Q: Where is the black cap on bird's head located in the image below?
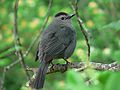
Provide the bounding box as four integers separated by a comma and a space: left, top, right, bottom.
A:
55, 12, 75, 19
55, 12, 68, 17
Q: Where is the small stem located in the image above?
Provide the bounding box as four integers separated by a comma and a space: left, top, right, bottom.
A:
71, 0, 90, 65
13, 0, 31, 81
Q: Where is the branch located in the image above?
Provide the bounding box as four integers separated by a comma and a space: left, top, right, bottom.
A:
28, 62, 120, 74
0, 44, 14, 53
71, 0, 90, 62
23, 0, 53, 57
0, 51, 15, 59
13, 0, 31, 81
0, 68, 6, 90
5, 0, 53, 71
27, 61, 120, 87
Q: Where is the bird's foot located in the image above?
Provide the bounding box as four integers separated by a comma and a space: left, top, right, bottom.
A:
61, 59, 70, 73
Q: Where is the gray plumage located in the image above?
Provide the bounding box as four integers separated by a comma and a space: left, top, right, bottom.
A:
33, 12, 76, 89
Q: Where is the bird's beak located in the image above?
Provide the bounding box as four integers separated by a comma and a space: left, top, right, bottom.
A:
66, 14, 75, 19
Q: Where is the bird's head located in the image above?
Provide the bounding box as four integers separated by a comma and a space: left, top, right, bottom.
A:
53, 12, 75, 26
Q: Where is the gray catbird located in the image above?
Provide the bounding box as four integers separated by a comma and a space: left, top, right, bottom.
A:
33, 12, 76, 89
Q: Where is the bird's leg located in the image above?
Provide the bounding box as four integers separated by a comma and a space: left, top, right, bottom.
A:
50, 61, 54, 70
64, 59, 70, 65
51, 61, 54, 66
61, 59, 70, 73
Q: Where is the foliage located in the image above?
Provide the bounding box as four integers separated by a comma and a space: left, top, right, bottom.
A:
0, 0, 120, 90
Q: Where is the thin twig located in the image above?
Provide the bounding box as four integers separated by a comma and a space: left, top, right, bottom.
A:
13, 0, 31, 81
0, 68, 6, 90
23, 0, 53, 56
5, 0, 53, 70
71, 0, 90, 63
0, 45, 13, 53
0, 51, 15, 59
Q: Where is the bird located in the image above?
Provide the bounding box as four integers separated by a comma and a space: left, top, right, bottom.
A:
32, 12, 76, 89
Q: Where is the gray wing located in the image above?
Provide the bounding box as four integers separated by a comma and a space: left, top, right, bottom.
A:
36, 26, 76, 62
64, 31, 76, 59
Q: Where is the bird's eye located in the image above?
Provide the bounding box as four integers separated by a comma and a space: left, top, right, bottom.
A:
61, 17, 65, 20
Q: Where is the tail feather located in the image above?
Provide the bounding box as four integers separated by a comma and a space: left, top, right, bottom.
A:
33, 60, 50, 89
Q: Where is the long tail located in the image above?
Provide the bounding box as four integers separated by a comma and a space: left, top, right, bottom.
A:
33, 60, 50, 89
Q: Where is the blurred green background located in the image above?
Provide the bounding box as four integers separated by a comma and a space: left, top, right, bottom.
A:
0, 0, 120, 90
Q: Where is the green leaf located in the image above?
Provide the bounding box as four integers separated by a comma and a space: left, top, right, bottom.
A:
112, 51, 120, 62
65, 70, 101, 90
105, 72, 120, 90
102, 20, 120, 31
